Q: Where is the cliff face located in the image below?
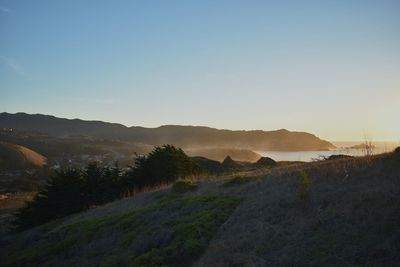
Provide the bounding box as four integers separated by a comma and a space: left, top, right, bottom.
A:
0, 112, 335, 151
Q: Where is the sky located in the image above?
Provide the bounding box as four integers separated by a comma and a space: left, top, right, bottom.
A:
0, 0, 399, 141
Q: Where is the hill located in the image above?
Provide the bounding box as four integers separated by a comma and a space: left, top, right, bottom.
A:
1, 149, 399, 266
0, 112, 335, 151
0, 142, 47, 170
0, 128, 261, 167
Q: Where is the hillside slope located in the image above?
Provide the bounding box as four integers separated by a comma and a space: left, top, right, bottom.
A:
0, 142, 47, 170
195, 150, 400, 266
0, 112, 335, 151
2, 150, 399, 266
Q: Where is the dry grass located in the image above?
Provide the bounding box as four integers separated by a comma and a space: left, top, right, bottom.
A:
1, 150, 399, 266
15, 145, 47, 167
193, 151, 400, 266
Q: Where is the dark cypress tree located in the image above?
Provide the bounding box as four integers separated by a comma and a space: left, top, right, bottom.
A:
15, 145, 206, 230
15, 168, 84, 230
127, 145, 206, 189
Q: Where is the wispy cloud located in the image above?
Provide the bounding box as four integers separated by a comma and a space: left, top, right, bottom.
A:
64, 96, 117, 105
0, 56, 29, 78
0, 6, 11, 13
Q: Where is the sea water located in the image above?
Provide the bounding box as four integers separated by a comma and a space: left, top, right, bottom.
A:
256, 141, 400, 162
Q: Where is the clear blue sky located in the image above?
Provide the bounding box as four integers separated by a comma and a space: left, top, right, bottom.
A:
1, 0, 399, 141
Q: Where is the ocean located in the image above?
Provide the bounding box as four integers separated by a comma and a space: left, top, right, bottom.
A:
256, 141, 400, 162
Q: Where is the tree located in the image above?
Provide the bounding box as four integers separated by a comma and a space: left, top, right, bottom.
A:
82, 161, 104, 206
127, 145, 206, 189
16, 168, 84, 230
15, 145, 206, 230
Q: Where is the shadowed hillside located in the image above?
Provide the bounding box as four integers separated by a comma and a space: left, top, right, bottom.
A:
0, 113, 335, 151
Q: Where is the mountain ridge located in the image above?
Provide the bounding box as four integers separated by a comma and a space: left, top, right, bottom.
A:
0, 112, 335, 151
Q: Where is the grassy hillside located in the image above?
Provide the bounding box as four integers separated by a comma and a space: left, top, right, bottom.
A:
1, 149, 399, 266
0, 142, 47, 170
1, 195, 240, 267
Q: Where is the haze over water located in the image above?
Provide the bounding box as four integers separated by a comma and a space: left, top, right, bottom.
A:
257, 141, 400, 162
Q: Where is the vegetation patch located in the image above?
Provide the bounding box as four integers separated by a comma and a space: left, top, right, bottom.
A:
254, 156, 276, 168
2, 194, 240, 267
221, 156, 242, 171
298, 170, 311, 200
221, 175, 257, 187
171, 180, 199, 194
325, 154, 354, 160
15, 145, 207, 230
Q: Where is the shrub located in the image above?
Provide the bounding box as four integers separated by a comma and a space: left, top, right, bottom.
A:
221, 156, 241, 171
254, 157, 276, 168
15, 168, 85, 230
326, 154, 354, 160
298, 170, 311, 200
191, 156, 224, 174
171, 180, 198, 194
221, 175, 255, 187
